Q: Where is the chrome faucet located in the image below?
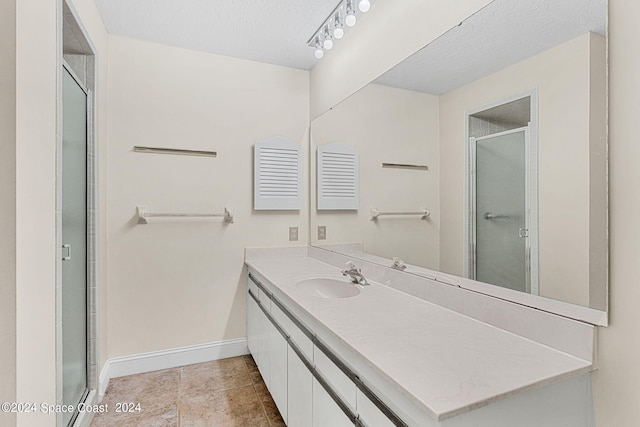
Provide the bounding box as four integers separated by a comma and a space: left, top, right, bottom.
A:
341, 261, 369, 286
391, 257, 407, 271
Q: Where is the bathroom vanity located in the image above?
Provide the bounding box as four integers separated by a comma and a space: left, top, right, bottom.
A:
245, 247, 596, 427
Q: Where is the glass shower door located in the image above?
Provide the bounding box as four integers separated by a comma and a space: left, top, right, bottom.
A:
472, 127, 529, 292
62, 67, 88, 426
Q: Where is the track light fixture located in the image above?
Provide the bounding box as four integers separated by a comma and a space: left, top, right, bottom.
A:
323, 25, 334, 49
333, 13, 344, 39
307, 0, 374, 60
314, 37, 324, 59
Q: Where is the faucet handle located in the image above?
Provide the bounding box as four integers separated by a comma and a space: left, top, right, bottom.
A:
345, 261, 358, 271
391, 257, 407, 271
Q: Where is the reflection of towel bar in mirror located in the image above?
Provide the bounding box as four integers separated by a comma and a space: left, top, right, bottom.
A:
370, 208, 430, 220
382, 163, 429, 170
137, 206, 233, 224
133, 146, 217, 157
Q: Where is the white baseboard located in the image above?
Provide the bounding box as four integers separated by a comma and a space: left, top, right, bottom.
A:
98, 338, 249, 400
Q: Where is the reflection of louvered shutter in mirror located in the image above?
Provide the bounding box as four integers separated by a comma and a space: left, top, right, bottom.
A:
254, 136, 302, 210
317, 142, 358, 210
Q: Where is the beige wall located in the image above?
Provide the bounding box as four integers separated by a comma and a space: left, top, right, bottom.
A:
106, 35, 309, 357
438, 33, 605, 306
0, 0, 17, 425
309, 0, 493, 119
14, 0, 58, 425
310, 83, 440, 268
592, 0, 640, 424
311, 0, 640, 424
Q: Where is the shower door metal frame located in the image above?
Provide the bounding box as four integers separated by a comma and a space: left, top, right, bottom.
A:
469, 126, 538, 294
61, 60, 91, 427
57, 1, 99, 426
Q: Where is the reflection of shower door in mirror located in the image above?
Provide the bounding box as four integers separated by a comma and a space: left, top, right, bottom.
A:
470, 127, 532, 293
62, 66, 88, 427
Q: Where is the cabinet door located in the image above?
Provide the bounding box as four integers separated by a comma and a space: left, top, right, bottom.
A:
271, 300, 313, 362
270, 322, 288, 424
288, 346, 312, 427
247, 291, 259, 357
256, 299, 271, 387
313, 377, 354, 427
314, 346, 356, 411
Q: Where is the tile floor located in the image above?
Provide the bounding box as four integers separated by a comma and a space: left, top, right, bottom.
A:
91, 355, 285, 427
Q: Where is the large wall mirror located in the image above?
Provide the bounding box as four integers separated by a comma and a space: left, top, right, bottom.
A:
310, 0, 608, 323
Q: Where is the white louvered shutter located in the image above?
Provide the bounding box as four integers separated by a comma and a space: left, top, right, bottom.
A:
254, 136, 302, 210
317, 142, 358, 210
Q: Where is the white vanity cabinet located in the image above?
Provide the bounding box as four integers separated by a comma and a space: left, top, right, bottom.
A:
247, 272, 404, 427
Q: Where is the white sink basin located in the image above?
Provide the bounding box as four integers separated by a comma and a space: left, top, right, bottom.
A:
296, 278, 361, 299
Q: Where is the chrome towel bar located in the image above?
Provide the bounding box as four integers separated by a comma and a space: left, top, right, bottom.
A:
133, 146, 217, 157
370, 208, 430, 220
136, 206, 233, 224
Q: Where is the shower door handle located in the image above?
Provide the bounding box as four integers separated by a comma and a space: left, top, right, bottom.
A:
62, 244, 71, 261
518, 228, 529, 238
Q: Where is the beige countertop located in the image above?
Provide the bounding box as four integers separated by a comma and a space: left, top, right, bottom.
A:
245, 254, 593, 421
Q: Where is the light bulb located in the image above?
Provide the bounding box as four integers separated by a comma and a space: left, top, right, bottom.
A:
334, 27, 344, 39
358, 0, 370, 12
345, 14, 356, 27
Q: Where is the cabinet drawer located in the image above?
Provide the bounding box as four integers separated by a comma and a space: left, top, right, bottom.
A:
356, 389, 395, 427
314, 345, 357, 411
258, 287, 271, 312
248, 276, 259, 298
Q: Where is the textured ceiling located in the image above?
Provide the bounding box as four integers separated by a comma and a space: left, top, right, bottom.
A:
94, 0, 606, 87
93, 0, 341, 70
374, 0, 607, 95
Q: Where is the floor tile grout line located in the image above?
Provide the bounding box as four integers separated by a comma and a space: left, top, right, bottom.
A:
243, 356, 273, 426
252, 382, 273, 426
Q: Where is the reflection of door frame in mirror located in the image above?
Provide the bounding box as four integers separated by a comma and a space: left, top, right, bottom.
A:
463, 90, 539, 295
